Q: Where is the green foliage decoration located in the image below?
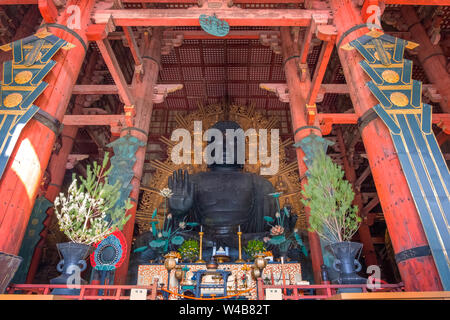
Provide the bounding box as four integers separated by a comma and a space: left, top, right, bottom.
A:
178, 239, 200, 262
54, 152, 132, 245
301, 149, 361, 243
244, 239, 267, 260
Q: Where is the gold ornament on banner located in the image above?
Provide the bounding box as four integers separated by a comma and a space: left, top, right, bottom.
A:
4, 93, 23, 108
390, 92, 409, 107
381, 70, 400, 84
15, 71, 33, 84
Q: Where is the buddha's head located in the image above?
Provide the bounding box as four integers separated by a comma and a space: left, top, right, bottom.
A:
206, 121, 244, 170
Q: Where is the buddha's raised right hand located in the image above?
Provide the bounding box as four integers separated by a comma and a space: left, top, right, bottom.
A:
168, 169, 194, 216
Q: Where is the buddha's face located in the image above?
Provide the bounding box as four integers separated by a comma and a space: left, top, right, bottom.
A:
206, 121, 243, 169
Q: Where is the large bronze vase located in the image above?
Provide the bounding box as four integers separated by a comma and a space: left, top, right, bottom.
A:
328, 241, 366, 292
50, 242, 92, 295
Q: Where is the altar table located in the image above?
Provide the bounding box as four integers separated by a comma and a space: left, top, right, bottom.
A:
138, 262, 305, 300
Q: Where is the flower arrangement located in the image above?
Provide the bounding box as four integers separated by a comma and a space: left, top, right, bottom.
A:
54, 152, 132, 245
262, 251, 273, 257
243, 239, 266, 260
134, 188, 198, 255
301, 149, 361, 243
178, 239, 199, 262
263, 192, 308, 257
168, 251, 182, 260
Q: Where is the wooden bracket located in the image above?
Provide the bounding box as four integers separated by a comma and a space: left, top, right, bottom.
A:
153, 84, 184, 104
66, 154, 89, 169
86, 18, 116, 41
259, 83, 290, 103
260, 32, 281, 55
161, 32, 184, 55
423, 86, 442, 103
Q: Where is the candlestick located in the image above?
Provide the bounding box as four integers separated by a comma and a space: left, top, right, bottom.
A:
238, 225, 241, 232
196, 231, 206, 263
235, 231, 245, 263
200, 225, 203, 232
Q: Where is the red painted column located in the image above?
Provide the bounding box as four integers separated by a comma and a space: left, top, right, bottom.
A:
335, 127, 378, 267
0, 0, 96, 255
114, 28, 163, 284
280, 27, 324, 285
401, 6, 450, 114
330, 0, 442, 291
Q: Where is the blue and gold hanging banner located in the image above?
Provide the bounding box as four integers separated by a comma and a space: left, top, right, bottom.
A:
343, 30, 450, 290
0, 30, 74, 179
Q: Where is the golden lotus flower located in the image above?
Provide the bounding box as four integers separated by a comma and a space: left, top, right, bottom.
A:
159, 187, 173, 198
270, 225, 284, 236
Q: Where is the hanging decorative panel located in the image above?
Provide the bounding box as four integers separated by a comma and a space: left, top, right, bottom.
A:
0, 30, 73, 179
343, 30, 450, 290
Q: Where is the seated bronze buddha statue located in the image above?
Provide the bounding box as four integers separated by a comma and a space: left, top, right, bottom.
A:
128, 121, 307, 282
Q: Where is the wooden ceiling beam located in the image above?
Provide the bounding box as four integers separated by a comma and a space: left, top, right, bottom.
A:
93, 8, 330, 27
123, 26, 143, 68
306, 25, 337, 124
63, 114, 126, 126
96, 38, 135, 106
63, 112, 450, 126
355, 166, 372, 189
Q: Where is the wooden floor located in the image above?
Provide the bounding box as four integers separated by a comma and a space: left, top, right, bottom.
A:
327, 291, 450, 300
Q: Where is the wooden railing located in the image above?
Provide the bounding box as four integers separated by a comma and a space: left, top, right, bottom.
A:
5, 280, 404, 300
6, 280, 159, 300
256, 279, 405, 300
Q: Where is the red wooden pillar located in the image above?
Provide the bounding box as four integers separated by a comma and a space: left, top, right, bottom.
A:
335, 127, 378, 267
280, 27, 324, 285
0, 0, 96, 255
113, 28, 163, 284
401, 6, 450, 114
329, 0, 442, 291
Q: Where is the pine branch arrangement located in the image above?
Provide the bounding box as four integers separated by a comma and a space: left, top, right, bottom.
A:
54, 152, 132, 245
301, 149, 361, 244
